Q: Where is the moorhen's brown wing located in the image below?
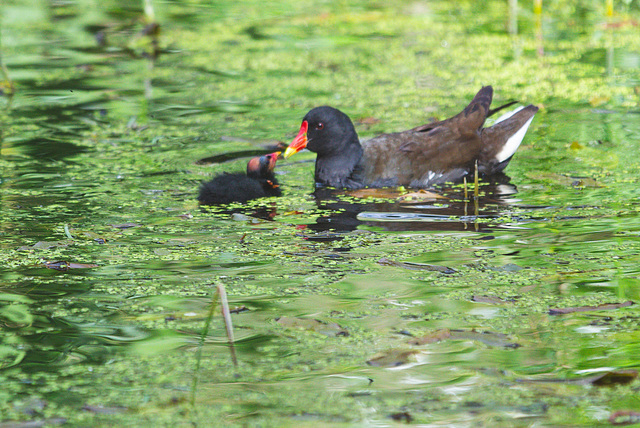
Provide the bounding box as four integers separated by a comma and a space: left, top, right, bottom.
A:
360, 86, 495, 186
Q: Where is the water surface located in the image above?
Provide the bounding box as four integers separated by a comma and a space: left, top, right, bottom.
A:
1, 0, 640, 426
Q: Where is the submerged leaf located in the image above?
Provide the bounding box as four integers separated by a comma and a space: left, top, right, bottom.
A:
82, 404, 128, 414
389, 412, 413, 423
0, 304, 34, 327
275, 317, 349, 337
408, 329, 452, 345
377, 257, 455, 274
17, 241, 71, 251
609, 410, 640, 426
591, 370, 638, 386
409, 329, 519, 348
570, 141, 585, 150
366, 349, 420, 367
518, 369, 638, 387
110, 223, 140, 229
0, 418, 67, 427
525, 172, 602, 188
589, 95, 610, 106
472, 295, 511, 304
549, 301, 634, 315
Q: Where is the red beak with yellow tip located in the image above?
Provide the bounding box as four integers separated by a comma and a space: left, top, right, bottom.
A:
283, 120, 308, 159
265, 151, 281, 171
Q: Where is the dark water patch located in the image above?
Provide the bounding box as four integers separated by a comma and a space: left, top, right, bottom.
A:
5, 137, 88, 160
15, 77, 112, 93
196, 148, 285, 165
306, 182, 533, 233
185, 66, 243, 78
151, 100, 257, 118
0, 300, 149, 373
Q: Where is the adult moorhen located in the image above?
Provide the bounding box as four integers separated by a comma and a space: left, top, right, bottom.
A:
283, 86, 538, 189
198, 152, 281, 205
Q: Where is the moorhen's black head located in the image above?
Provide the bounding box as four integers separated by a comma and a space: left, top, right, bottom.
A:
283, 106, 359, 158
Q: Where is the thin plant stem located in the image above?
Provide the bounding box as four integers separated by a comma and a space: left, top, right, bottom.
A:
473, 160, 479, 200
190, 287, 219, 407
217, 284, 238, 368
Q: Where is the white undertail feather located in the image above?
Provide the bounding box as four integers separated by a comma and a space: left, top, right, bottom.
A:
493, 105, 524, 124
493, 106, 536, 163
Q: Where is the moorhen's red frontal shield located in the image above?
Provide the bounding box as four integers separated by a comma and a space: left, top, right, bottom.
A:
283, 120, 308, 158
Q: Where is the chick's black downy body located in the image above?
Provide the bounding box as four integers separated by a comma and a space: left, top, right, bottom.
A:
198, 152, 281, 205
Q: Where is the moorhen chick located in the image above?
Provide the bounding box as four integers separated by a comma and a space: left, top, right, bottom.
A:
198, 152, 281, 205
283, 86, 538, 189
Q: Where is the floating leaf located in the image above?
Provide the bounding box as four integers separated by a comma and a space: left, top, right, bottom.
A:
44, 261, 99, 271
229, 306, 249, 314
348, 188, 404, 199
549, 301, 634, 315
398, 190, 446, 201
346, 188, 447, 200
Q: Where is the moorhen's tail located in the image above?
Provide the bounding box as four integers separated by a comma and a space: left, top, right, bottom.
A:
487, 100, 519, 118
479, 104, 539, 174
411, 86, 494, 133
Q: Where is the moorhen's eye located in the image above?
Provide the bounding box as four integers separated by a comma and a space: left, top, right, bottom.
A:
315, 122, 324, 130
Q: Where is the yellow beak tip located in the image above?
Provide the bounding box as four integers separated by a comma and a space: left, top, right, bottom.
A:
283, 148, 296, 159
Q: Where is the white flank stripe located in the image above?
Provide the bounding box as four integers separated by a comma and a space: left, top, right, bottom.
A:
427, 171, 442, 182
494, 109, 535, 163
493, 105, 524, 124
